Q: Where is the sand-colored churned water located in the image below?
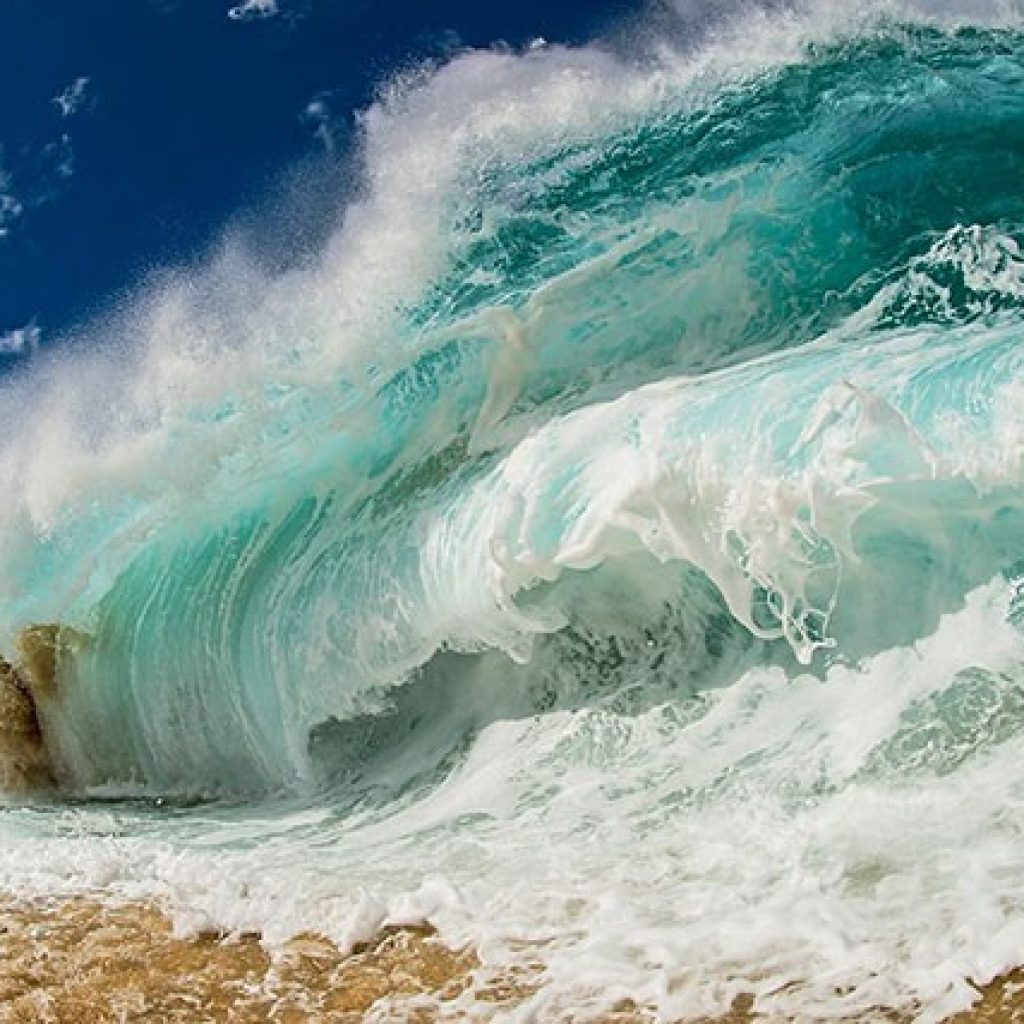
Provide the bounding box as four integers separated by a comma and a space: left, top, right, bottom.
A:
0, 897, 487, 1023
0, 897, 1021, 1023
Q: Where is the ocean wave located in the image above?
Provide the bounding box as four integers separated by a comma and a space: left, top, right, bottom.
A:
4, 6, 1024, 1016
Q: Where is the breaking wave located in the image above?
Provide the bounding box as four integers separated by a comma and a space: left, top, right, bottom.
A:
4, 2, 1024, 1018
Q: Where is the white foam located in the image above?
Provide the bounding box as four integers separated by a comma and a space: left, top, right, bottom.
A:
0, 157, 22, 239
227, 0, 278, 23
0, 325, 40, 357
53, 77, 91, 118
2, 581, 1023, 1018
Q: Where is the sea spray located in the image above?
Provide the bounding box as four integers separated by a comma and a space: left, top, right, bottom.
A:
3, 2, 1024, 1019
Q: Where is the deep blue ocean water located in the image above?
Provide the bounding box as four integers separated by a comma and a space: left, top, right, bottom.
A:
0, 0, 628, 346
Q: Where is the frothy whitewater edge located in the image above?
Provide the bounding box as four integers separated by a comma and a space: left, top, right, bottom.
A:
5, 584, 1024, 1020
0, 889, 1023, 1021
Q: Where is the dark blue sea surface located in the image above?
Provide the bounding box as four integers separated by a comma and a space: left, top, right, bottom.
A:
0, 0, 628, 346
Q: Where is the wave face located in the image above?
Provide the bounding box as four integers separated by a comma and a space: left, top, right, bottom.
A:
5, 2, 1024, 1018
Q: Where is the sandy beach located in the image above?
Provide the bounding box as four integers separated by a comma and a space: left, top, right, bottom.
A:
0, 896, 1022, 1024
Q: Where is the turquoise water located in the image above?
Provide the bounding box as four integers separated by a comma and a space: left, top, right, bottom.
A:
4, 4, 1024, 1019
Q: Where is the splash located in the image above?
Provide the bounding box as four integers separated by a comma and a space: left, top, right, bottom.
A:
4, 2, 1024, 1019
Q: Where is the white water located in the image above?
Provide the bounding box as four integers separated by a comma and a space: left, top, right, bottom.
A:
3, 2, 1024, 1020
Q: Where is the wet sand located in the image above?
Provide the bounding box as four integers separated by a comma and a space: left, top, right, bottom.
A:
0, 897, 482, 1023
0, 897, 1021, 1023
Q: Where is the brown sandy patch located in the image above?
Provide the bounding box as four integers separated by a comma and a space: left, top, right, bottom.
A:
0, 658, 52, 794
0, 897, 483, 1023
0, 896, 1021, 1023
946, 972, 1024, 1024
0, 623, 87, 794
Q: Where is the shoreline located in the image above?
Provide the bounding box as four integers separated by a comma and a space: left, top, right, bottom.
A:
0, 895, 483, 1023
0, 895, 1022, 1023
